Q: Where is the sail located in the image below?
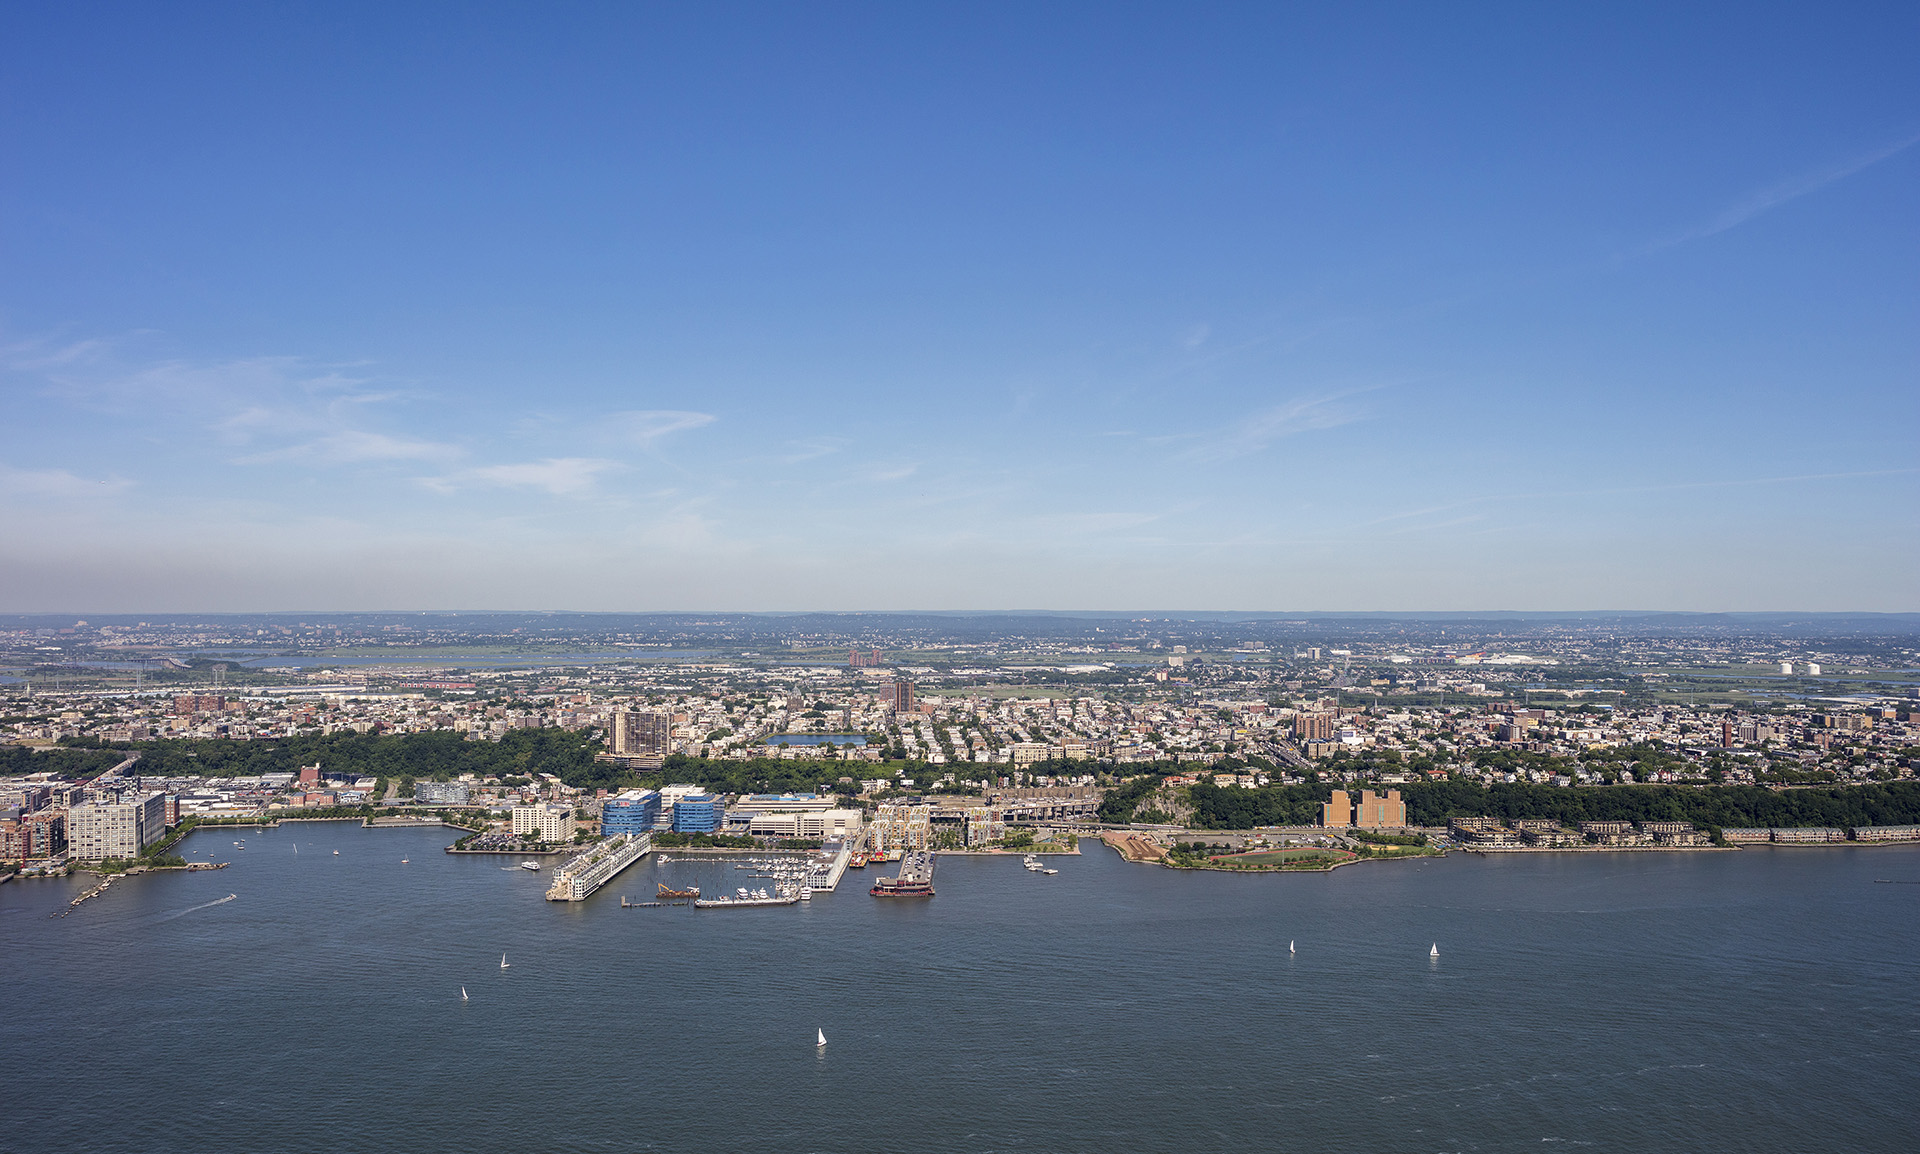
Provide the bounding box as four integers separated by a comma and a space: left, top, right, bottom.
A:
817, 1028, 827, 1046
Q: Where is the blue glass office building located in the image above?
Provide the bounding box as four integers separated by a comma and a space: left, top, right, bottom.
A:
671, 793, 724, 833
602, 790, 661, 837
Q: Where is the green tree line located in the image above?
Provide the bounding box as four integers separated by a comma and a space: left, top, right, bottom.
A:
1178, 779, 1920, 830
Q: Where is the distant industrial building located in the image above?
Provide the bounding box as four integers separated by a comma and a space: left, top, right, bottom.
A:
67, 792, 168, 860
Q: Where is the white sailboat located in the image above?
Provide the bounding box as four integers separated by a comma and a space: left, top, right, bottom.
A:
817, 1028, 827, 1048
1430, 943, 1439, 958
1289, 940, 1295, 954
461, 986, 469, 1001
500, 953, 511, 970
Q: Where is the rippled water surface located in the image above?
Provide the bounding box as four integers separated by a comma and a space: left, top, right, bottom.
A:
6, 826, 1917, 1153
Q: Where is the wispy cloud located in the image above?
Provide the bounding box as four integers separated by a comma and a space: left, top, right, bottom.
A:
422, 457, 621, 497
778, 436, 848, 464
610, 409, 716, 446
0, 464, 135, 499
236, 430, 464, 466
1176, 388, 1378, 463
1649, 128, 1920, 252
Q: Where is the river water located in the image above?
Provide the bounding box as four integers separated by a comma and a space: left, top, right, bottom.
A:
5, 825, 1916, 1153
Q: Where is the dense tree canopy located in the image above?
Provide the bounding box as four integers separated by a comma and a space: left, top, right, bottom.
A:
1179, 779, 1920, 830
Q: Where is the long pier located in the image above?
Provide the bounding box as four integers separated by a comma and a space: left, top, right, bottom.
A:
806, 838, 853, 892
545, 833, 652, 902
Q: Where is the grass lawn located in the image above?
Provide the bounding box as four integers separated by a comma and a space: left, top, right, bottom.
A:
1213, 848, 1356, 866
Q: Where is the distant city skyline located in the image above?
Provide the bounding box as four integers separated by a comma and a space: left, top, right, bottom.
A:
2, 4, 1914, 612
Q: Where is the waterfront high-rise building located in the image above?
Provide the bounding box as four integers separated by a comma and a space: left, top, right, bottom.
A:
610, 710, 671, 757
67, 792, 168, 860
1, 810, 66, 861
669, 793, 724, 834
601, 789, 661, 837
1321, 789, 1351, 828
1351, 789, 1406, 829
511, 804, 576, 843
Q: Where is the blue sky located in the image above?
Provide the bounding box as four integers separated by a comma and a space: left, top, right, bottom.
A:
2, 3, 1915, 612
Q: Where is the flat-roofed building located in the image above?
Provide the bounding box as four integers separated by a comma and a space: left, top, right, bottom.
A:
1, 811, 66, 861
610, 710, 672, 757
1010, 743, 1052, 768
1321, 789, 1351, 828
1352, 789, 1406, 828
601, 790, 661, 837
729, 793, 835, 816
414, 780, 470, 805
511, 804, 576, 843
670, 793, 725, 834
964, 806, 1006, 846
746, 809, 863, 839
67, 792, 167, 860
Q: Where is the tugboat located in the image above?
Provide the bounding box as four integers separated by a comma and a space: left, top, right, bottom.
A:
870, 851, 936, 898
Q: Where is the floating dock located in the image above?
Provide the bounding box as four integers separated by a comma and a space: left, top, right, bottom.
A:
694, 891, 801, 909
545, 833, 652, 901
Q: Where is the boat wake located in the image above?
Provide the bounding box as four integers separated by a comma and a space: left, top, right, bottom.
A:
158, 893, 238, 921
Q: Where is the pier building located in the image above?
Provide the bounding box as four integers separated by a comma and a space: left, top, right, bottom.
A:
546, 832, 652, 901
